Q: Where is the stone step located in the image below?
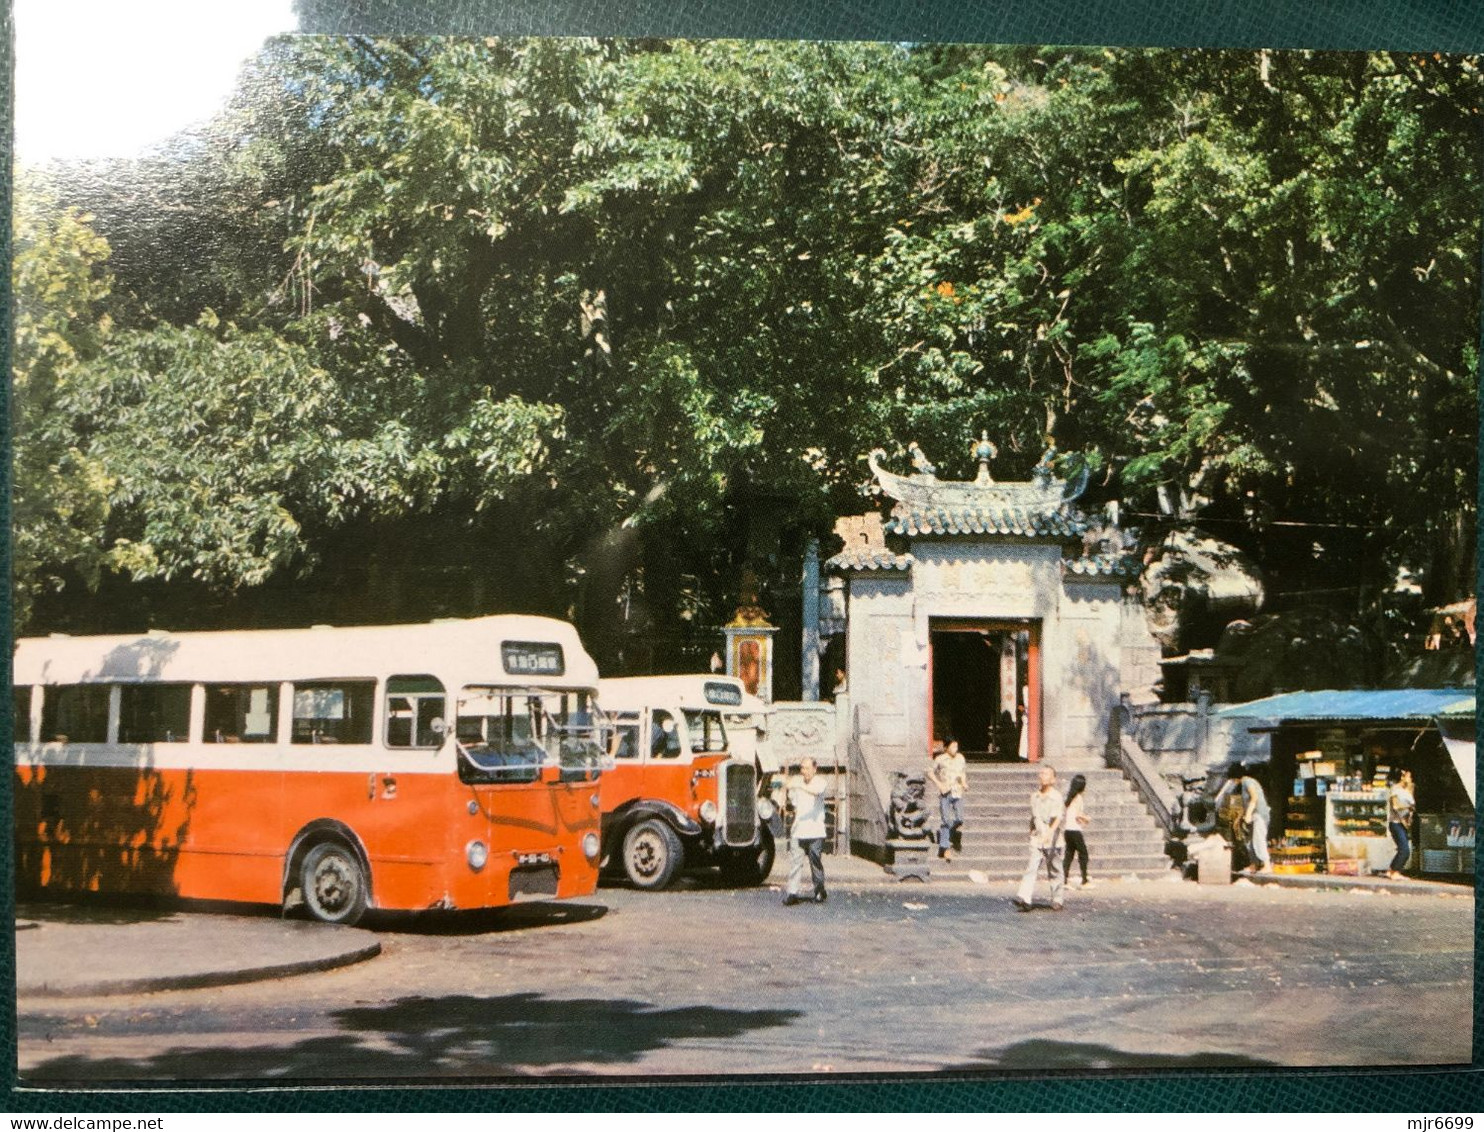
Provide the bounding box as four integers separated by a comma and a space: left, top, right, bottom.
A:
930, 858, 1175, 872
954, 813, 1158, 829
941, 827, 1167, 844
959, 786, 1153, 802
918, 827, 1168, 845
928, 857, 1176, 875
900, 763, 1173, 874
959, 767, 1111, 777
930, 846, 1173, 862
955, 799, 1155, 816
929, 845, 1169, 866
960, 774, 1141, 789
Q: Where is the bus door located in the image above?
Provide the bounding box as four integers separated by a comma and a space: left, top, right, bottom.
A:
640, 704, 693, 809
598, 708, 646, 813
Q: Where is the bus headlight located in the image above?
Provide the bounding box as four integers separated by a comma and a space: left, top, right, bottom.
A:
756, 797, 777, 821
466, 840, 489, 871
582, 832, 601, 861
699, 800, 718, 824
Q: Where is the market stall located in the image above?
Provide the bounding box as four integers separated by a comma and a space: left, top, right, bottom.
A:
1215, 689, 1475, 879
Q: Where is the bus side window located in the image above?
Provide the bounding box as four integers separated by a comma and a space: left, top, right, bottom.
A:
610, 711, 640, 759
292, 680, 375, 744
40, 685, 110, 744
384, 675, 447, 749
205, 684, 279, 743
13, 685, 33, 744
651, 709, 682, 758
119, 684, 192, 743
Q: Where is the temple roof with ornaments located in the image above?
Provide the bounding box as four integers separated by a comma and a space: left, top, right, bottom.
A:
870, 434, 1090, 539
826, 433, 1135, 579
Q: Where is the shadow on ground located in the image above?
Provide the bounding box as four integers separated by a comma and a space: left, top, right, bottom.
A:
374, 901, 609, 935
16, 898, 184, 926
22, 991, 802, 1082
945, 1039, 1278, 1071
18, 895, 610, 936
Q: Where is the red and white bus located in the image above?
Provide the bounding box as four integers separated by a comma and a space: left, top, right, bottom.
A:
13, 615, 607, 925
597, 674, 775, 890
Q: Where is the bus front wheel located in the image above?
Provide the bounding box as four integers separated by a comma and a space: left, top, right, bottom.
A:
622, 819, 683, 890
300, 841, 369, 926
721, 826, 775, 886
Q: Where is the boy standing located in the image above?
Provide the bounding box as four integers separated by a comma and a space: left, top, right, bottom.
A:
930, 738, 969, 859
1012, 763, 1065, 911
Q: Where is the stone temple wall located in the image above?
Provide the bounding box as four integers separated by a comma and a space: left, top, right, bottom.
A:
842, 541, 1135, 856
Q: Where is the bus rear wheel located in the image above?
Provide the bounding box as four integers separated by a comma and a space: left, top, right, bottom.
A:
622, 819, 683, 890
299, 841, 369, 926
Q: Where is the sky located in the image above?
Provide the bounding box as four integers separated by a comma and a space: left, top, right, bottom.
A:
14, 0, 299, 163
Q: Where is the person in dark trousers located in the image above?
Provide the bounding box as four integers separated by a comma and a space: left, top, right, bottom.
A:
783, 756, 829, 905
1386, 768, 1416, 880
1062, 773, 1092, 888
930, 737, 969, 860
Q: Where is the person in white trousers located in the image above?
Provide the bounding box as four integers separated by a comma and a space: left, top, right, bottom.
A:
1012, 763, 1065, 911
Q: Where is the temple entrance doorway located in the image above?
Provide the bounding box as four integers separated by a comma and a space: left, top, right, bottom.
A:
929, 619, 1041, 761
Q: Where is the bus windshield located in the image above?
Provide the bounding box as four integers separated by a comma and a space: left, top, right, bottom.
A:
682, 708, 728, 753
455, 687, 605, 783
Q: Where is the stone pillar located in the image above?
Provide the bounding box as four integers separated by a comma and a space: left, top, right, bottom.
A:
801, 538, 821, 701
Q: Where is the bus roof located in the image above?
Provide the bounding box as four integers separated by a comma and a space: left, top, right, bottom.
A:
14, 615, 599, 688
599, 674, 753, 711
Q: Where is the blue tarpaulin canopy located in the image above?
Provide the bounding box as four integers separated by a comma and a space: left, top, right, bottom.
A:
1213, 688, 1474, 723
1215, 688, 1476, 805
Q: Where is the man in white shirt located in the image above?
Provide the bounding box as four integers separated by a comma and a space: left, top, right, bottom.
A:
783, 756, 829, 905
1012, 763, 1066, 911
930, 738, 969, 860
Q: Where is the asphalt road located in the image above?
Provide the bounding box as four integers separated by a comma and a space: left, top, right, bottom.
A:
16, 876, 1474, 1082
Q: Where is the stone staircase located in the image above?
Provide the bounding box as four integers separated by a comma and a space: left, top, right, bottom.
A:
930, 764, 1173, 879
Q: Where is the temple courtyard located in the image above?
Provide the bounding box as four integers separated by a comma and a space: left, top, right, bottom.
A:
16, 871, 1472, 1082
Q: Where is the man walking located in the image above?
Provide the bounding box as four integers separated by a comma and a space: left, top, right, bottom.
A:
783, 756, 829, 905
1012, 763, 1065, 911
930, 737, 969, 860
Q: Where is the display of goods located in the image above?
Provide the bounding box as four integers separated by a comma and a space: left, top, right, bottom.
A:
1327, 857, 1363, 876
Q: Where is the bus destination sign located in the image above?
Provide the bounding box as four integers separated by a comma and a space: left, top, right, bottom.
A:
502, 642, 565, 677
704, 680, 744, 707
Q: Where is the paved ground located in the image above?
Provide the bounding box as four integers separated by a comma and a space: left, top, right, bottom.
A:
14, 862, 1473, 1083
16, 904, 381, 997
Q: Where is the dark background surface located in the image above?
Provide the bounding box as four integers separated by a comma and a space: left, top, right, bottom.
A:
3, 0, 1482, 1115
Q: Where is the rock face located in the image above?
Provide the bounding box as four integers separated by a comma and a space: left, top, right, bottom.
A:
1141, 529, 1265, 655
1218, 607, 1384, 701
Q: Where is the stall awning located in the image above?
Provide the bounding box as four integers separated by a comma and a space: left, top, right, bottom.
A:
1214, 688, 1474, 724
1436, 709, 1477, 807
1215, 687, 1476, 805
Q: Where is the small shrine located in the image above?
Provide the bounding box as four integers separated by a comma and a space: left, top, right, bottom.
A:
723, 569, 779, 703
826, 433, 1148, 846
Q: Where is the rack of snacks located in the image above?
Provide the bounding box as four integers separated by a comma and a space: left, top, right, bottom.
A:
1325, 790, 1392, 875
1272, 791, 1326, 873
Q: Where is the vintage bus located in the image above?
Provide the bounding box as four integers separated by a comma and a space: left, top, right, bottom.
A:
597, 674, 775, 890
13, 615, 607, 925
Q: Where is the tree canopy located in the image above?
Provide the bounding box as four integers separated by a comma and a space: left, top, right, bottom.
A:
16, 40, 1479, 682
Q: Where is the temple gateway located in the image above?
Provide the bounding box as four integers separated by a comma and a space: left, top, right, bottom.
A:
823, 435, 1171, 872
